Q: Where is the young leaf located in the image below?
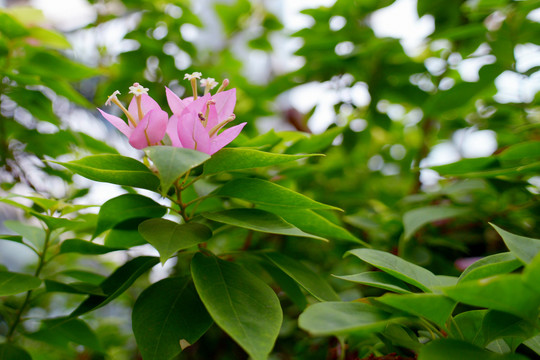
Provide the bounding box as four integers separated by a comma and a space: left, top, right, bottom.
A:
132, 277, 213, 360
346, 249, 439, 292
490, 223, 540, 264
191, 252, 282, 360
71, 256, 159, 316
298, 302, 394, 336
203, 148, 317, 175
94, 194, 167, 237
418, 338, 528, 360
0, 344, 32, 360
373, 293, 456, 327
146, 146, 210, 195
262, 252, 340, 301
214, 178, 341, 211
403, 206, 469, 240
59, 239, 124, 255
334, 272, 412, 294
458, 253, 522, 283
53, 155, 160, 191
443, 274, 540, 319
201, 209, 326, 241
0, 271, 41, 296
138, 219, 212, 264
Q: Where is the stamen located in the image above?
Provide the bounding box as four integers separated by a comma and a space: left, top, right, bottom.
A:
204, 99, 215, 126
136, 96, 144, 122
184, 72, 202, 100
215, 78, 229, 94
201, 78, 218, 95
198, 112, 206, 123
106, 91, 137, 127
208, 114, 236, 137
129, 83, 149, 121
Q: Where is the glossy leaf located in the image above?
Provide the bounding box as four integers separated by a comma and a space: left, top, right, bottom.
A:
334, 271, 412, 294
262, 251, 340, 301
138, 219, 212, 264
59, 239, 124, 255
418, 339, 528, 360
459, 253, 522, 282
491, 223, 540, 264
94, 194, 167, 237
71, 256, 159, 317
54, 155, 160, 191
347, 248, 439, 292
215, 178, 340, 211
0, 271, 41, 296
443, 274, 540, 319
202, 208, 326, 240
374, 293, 456, 327
132, 277, 212, 360
146, 146, 210, 195
203, 148, 316, 175
298, 302, 394, 336
0, 344, 32, 360
191, 252, 282, 360
403, 206, 469, 240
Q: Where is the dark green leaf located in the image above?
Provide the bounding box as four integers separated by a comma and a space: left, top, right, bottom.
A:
191, 252, 282, 360
285, 127, 344, 154
94, 194, 167, 237
59, 239, 124, 255
347, 249, 439, 292
27, 317, 102, 352
403, 206, 469, 240
418, 338, 528, 360
215, 178, 340, 210
491, 224, 540, 264
44, 280, 105, 296
104, 227, 147, 248
481, 311, 537, 348
0, 271, 41, 296
262, 251, 340, 301
133, 277, 213, 360
459, 253, 522, 282
139, 219, 212, 264
260, 262, 308, 310
201, 209, 326, 240
334, 272, 412, 294
448, 310, 486, 347
53, 155, 160, 191
203, 148, 317, 175
0, 344, 32, 360
146, 146, 210, 195
71, 256, 159, 317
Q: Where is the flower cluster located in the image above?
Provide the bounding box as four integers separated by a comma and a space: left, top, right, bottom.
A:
98, 73, 246, 155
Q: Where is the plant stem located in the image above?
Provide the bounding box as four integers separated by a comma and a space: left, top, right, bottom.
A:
6, 227, 52, 342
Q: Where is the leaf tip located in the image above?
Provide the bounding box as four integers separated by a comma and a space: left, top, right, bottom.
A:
179, 339, 191, 350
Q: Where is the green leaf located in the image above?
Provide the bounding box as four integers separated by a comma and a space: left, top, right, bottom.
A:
201, 209, 326, 241
71, 256, 159, 317
146, 146, 210, 195
133, 277, 213, 360
27, 27, 71, 49
346, 249, 439, 292
53, 155, 160, 191
381, 324, 422, 351
104, 227, 147, 248
459, 253, 522, 282
481, 311, 537, 348
260, 262, 308, 310
138, 219, 212, 264
334, 272, 412, 294
191, 252, 282, 360
59, 239, 124, 255
524, 334, 540, 357
490, 224, 540, 264
262, 251, 340, 301
20, 51, 100, 81
0, 344, 32, 360
374, 293, 456, 327
403, 206, 469, 240
8, 87, 58, 124
94, 194, 167, 237
498, 141, 540, 162
27, 317, 103, 352
215, 178, 340, 211
203, 148, 316, 175
262, 207, 365, 244
44, 280, 105, 296
0, 12, 29, 38
298, 302, 394, 336
430, 157, 497, 176
418, 339, 528, 360
0, 271, 42, 296
523, 252, 540, 294
285, 127, 344, 154
448, 310, 486, 347
4, 219, 45, 251
443, 274, 540, 319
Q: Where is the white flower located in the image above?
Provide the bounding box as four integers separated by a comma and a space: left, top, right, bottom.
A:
184, 72, 202, 81
105, 90, 121, 106
200, 78, 218, 89
128, 83, 149, 96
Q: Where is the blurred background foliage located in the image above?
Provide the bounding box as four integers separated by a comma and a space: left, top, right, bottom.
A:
0, 0, 539, 358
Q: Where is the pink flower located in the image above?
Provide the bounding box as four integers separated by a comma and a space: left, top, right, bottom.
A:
165, 76, 246, 155
98, 83, 168, 149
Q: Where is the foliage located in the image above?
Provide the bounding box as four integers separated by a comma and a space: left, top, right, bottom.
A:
0, 0, 539, 359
